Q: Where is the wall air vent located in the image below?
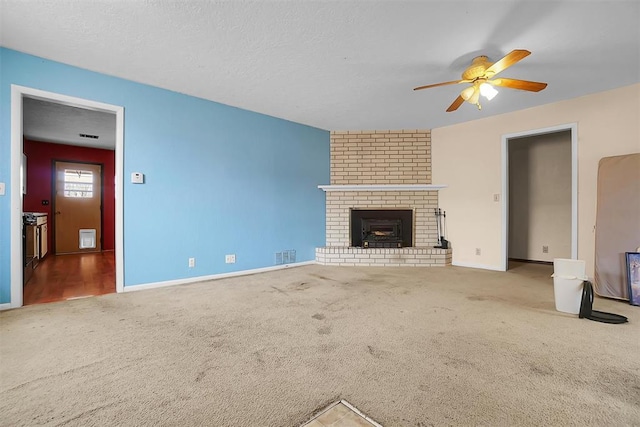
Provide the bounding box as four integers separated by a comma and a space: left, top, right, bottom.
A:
275, 250, 296, 265
79, 133, 99, 139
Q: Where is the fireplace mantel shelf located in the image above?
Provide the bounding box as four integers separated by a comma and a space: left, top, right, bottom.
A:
318, 184, 447, 192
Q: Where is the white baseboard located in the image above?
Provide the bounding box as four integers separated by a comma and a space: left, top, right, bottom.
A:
452, 261, 505, 271
123, 261, 317, 293
0, 303, 14, 311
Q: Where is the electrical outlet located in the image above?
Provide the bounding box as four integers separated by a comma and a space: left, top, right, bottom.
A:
542, 246, 549, 253
475, 248, 481, 256
188, 257, 195, 268
225, 254, 236, 264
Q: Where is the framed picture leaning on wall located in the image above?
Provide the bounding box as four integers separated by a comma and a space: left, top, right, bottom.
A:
626, 252, 640, 306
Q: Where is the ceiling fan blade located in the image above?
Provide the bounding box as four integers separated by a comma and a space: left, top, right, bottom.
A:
446, 95, 465, 112
414, 80, 466, 91
484, 49, 531, 77
490, 78, 547, 92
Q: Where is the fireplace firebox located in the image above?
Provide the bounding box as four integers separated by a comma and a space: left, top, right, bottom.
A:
350, 209, 413, 248
362, 218, 402, 248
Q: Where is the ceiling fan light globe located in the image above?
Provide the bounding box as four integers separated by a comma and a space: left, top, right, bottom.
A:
468, 89, 480, 105
480, 83, 498, 100
460, 86, 475, 101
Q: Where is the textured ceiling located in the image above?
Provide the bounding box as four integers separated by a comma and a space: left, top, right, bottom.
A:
2, 0, 639, 132
23, 98, 116, 149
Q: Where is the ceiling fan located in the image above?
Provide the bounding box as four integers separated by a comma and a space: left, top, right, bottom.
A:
414, 49, 547, 112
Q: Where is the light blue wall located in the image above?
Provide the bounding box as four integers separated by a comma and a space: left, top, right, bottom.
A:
0, 48, 329, 300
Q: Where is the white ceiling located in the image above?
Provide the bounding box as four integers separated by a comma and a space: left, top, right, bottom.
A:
23, 98, 117, 149
2, 0, 639, 133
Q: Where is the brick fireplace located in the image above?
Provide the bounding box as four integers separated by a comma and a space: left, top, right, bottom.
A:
316, 129, 452, 266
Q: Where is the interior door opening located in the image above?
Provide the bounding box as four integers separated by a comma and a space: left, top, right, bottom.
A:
502, 124, 578, 271
10, 85, 124, 309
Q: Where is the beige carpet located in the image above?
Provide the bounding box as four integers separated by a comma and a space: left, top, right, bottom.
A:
1, 263, 639, 426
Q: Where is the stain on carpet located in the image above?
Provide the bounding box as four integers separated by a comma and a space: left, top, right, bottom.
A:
596, 368, 640, 404
529, 362, 554, 376
295, 282, 311, 290
253, 350, 266, 365
442, 355, 474, 369
195, 370, 207, 382
312, 313, 326, 320
4, 359, 108, 393
55, 401, 119, 425
270, 286, 288, 296
310, 273, 338, 282
319, 343, 338, 353
367, 345, 384, 359
317, 326, 332, 335
209, 339, 226, 349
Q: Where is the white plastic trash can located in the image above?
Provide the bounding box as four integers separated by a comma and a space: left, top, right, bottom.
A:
552, 258, 587, 314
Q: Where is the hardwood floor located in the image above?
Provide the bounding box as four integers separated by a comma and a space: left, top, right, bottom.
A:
23, 251, 116, 305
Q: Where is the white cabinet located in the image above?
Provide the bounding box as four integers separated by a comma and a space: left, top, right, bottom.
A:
35, 215, 48, 259
40, 222, 48, 258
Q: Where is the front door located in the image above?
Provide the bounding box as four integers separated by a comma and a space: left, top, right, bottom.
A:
54, 161, 102, 254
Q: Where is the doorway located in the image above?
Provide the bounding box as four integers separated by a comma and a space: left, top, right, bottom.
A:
10, 85, 124, 308
501, 124, 578, 271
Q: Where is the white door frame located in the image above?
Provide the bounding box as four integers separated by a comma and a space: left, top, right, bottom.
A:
501, 123, 578, 271
10, 85, 124, 308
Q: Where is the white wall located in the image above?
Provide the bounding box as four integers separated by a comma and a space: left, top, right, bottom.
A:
509, 131, 572, 262
432, 83, 640, 276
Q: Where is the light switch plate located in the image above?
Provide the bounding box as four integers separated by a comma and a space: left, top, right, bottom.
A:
131, 172, 144, 184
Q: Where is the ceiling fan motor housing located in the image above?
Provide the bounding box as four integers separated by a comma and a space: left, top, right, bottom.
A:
461, 56, 493, 80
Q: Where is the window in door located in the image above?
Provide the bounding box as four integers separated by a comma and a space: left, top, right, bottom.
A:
63, 169, 94, 198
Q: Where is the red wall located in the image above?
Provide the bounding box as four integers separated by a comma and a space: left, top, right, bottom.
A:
23, 139, 116, 251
